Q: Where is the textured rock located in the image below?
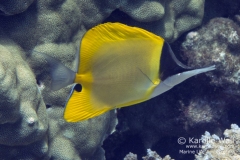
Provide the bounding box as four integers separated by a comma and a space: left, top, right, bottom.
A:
142, 149, 173, 160
0, 0, 208, 159
0, 43, 48, 159
195, 124, 240, 160
108, 0, 205, 42
0, 139, 49, 160
0, 0, 118, 158
124, 149, 173, 160
182, 18, 240, 96
47, 107, 116, 160
124, 152, 138, 160
0, 0, 35, 15
179, 95, 226, 130
112, 89, 227, 151
0, 0, 205, 51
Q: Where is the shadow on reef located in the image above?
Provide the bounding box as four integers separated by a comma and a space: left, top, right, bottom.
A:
103, 72, 230, 160
104, 16, 240, 159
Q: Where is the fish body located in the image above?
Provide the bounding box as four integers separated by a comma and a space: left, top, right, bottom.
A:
40, 23, 215, 122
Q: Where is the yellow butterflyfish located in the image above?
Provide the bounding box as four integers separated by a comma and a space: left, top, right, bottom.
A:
40, 23, 215, 122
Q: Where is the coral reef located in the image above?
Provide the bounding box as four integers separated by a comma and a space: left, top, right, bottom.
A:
0, 0, 35, 15
0, 0, 205, 51
0, 0, 119, 159
124, 149, 173, 160
182, 18, 240, 96
179, 95, 227, 134
142, 149, 173, 160
195, 124, 240, 160
0, 43, 48, 159
117, 88, 227, 146
47, 107, 117, 160
124, 152, 138, 160
107, 0, 205, 42
0, 0, 223, 159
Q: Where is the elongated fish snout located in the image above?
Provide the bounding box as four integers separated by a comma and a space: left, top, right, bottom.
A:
150, 65, 216, 99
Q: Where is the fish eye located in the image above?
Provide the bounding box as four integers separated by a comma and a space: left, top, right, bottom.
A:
74, 84, 82, 92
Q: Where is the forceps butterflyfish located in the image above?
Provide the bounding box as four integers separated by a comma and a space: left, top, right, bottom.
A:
39, 22, 215, 122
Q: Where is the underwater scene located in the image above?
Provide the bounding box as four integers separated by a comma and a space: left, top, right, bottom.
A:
0, 0, 240, 160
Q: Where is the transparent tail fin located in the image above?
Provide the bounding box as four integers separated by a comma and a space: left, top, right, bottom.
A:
32, 50, 75, 91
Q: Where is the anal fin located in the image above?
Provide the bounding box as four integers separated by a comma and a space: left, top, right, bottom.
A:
64, 87, 111, 122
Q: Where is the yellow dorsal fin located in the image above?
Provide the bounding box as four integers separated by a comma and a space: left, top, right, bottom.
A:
77, 22, 164, 74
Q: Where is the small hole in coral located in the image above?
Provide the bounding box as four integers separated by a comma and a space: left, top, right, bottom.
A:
36, 79, 41, 85
46, 105, 51, 108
